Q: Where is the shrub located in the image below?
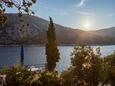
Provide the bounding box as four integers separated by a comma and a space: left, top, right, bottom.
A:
1, 65, 64, 86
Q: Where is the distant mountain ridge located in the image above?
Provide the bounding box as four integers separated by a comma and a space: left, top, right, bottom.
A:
90, 27, 115, 37
0, 13, 115, 45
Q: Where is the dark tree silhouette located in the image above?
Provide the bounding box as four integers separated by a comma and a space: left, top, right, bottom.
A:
46, 17, 60, 72
20, 45, 24, 66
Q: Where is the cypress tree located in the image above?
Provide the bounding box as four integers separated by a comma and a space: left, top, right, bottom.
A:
46, 17, 60, 72
20, 45, 24, 66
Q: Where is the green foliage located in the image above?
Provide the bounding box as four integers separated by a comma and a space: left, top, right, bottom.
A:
1, 65, 33, 86
37, 71, 64, 86
46, 17, 60, 71
103, 52, 115, 86
61, 46, 115, 86
61, 46, 103, 86
0, 65, 64, 86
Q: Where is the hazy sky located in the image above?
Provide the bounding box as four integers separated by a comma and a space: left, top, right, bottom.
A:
7, 0, 115, 31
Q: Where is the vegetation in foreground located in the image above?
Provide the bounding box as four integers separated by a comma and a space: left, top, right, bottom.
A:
0, 66, 64, 86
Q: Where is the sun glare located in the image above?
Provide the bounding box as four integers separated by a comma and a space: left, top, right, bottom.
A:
83, 21, 92, 30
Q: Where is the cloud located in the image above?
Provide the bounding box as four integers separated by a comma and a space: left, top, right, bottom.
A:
75, 10, 95, 16
76, 0, 86, 7
106, 13, 114, 17
39, 5, 68, 16
39, 5, 60, 12
59, 11, 68, 15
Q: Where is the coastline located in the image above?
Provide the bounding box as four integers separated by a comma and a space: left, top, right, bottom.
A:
0, 44, 115, 47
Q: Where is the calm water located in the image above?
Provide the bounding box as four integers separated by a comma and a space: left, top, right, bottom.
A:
0, 45, 115, 72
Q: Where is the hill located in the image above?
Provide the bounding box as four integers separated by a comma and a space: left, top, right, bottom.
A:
90, 27, 115, 37
0, 13, 115, 45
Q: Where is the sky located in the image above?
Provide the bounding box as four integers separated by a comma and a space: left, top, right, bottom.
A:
7, 0, 115, 31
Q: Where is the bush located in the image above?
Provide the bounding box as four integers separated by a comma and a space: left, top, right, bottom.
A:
1, 65, 64, 86
61, 46, 103, 86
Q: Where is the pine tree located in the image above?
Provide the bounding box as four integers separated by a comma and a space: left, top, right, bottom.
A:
46, 17, 60, 72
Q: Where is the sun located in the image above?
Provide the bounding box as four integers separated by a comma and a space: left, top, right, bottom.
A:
83, 21, 92, 30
